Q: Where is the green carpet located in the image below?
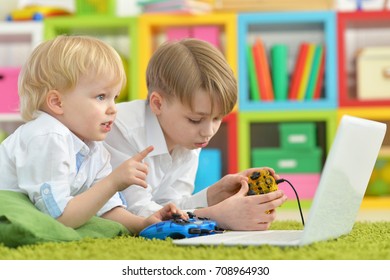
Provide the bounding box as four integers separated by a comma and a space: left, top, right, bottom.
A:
1, 221, 390, 260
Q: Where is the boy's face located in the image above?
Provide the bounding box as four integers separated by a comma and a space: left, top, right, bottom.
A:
152, 90, 223, 152
58, 74, 121, 142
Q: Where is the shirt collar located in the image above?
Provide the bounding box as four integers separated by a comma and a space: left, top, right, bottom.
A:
38, 111, 94, 156
144, 104, 169, 157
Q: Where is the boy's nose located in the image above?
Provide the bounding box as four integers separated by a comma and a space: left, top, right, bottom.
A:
200, 122, 214, 137
107, 103, 117, 115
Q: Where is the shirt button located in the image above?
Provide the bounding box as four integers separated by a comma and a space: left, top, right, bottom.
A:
43, 188, 50, 195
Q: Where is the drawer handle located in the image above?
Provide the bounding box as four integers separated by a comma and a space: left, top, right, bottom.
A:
0, 75, 4, 80
383, 67, 390, 78
277, 159, 297, 169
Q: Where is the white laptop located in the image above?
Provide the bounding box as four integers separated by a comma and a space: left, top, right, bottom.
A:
174, 115, 387, 247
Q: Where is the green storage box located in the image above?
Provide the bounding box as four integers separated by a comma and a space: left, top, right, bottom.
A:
252, 147, 322, 173
279, 122, 316, 149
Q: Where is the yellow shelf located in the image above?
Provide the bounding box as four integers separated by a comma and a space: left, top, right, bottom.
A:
138, 12, 237, 99
280, 197, 390, 211
361, 196, 390, 209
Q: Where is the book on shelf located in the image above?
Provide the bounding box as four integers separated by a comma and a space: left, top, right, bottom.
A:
288, 42, 309, 100
313, 46, 325, 100
305, 44, 324, 100
271, 44, 288, 101
252, 38, 274, 101
137, 0, 212, 14
297, 43, 316, 100
246, 43, 260, 101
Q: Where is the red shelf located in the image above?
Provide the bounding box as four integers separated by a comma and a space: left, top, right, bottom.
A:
338, 11, 390, 107
207, 111, 238, 175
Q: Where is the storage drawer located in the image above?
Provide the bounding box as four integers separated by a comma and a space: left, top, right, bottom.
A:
252, 147, 322, 173
357, 47, 390, 100
278, 173, 320, 199
279, 122, 316, 149
0, 67, 20, 113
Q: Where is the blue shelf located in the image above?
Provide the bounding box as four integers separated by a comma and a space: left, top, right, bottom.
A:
238, 11, 338, 111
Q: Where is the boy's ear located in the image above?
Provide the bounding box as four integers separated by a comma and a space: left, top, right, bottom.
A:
46, 90, 64, 115
149, 91, 163, 114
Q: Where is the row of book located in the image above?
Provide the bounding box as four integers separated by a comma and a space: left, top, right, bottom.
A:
246, 39, 325, 101
137, 0, 213, 14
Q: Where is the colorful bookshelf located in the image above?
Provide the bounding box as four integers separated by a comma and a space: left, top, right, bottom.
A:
238, 11, 337, 111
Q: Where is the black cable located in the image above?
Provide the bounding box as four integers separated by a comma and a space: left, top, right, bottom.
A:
276, 178, 305, 227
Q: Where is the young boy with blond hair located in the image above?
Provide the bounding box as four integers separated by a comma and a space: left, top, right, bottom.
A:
0, 35, 185, 234
105, 39, 287, 230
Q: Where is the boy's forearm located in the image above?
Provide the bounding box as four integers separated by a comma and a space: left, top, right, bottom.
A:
102, 207, 147, 234
57, 177, 119, 228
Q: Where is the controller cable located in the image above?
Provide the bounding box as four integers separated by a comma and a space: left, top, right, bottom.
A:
276, 178, 305, 227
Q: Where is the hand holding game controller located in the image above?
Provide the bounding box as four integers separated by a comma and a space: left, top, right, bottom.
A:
139, 212, 223, 240
247, 169, 306, 226
247, 169, 278, 196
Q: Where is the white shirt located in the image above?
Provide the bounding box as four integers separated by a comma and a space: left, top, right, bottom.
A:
0, 112, 125, 218
104, 100, 208, 217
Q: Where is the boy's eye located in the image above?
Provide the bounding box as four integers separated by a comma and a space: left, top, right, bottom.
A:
188, 118, 201, 124
96, 94, 105, 101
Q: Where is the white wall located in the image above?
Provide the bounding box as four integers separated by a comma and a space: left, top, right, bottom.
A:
0, 0, 18, 20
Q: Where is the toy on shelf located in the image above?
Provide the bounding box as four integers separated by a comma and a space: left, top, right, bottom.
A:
6, 5, 72, 21
139, 212, 223, 240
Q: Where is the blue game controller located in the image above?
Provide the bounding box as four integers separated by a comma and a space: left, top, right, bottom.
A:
139, 212, 223, 240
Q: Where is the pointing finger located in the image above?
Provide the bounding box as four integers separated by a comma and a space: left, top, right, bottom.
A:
132, 145, 154, 161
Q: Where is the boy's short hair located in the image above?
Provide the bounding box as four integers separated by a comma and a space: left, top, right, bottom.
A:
18, 35, 127, 121
146, 39, 237, 116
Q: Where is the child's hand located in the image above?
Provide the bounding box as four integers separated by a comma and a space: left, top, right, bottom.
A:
210, 180, 287, 230
111, 145, 154, 191
207, 167, 280, 206
143, 203, 189, 229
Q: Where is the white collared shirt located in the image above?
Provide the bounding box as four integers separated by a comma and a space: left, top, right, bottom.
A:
0, 112, 124, 218
104, 100, 208, 217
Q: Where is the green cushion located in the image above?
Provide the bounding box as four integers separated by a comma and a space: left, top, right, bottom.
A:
0, 190, 129, 247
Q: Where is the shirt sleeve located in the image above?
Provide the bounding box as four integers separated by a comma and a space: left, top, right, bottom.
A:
17, 133, 74, 218
92, 147, 126, 216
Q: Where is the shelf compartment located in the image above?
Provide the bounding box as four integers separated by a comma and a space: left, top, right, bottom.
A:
138, 13, 237, 99
238, 11, 337, 111
338, 11, 390, 107
44, 16, 138, 101
238, 110, 337, 171
0, 22, 43, 67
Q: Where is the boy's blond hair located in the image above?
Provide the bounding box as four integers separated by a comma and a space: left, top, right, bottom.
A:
18, 35, 127, 121
146, 39, 237, 116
